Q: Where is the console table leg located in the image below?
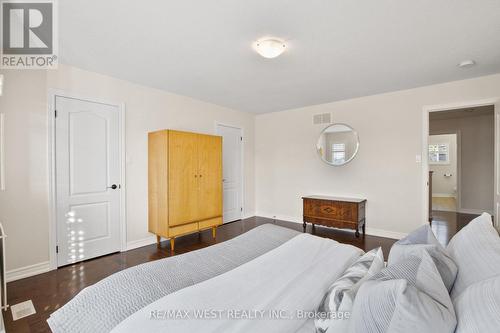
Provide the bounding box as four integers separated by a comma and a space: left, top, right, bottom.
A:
362, 223, 366, 235
355, 229, 360, 238
302, 221, 306, 232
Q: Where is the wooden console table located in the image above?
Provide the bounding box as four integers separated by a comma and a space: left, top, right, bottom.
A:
302, 195, 366, 237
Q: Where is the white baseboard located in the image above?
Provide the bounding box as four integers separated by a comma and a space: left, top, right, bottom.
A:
432, 193, 456, 198
364, 228, 407, 240
458, 208, 492, 215
6, 261, 51, 282
242, 213, 256, 220
125, 236, 157, 251
256, 212, 302, 224
255, 212, 406, 240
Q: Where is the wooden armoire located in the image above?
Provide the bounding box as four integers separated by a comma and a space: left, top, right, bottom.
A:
148, 130, 222, 251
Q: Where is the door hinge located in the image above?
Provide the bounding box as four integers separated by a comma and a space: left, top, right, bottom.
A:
54, 110, 57, 118
56, 245, 59, 253
241, 207, 243, 212
240, 136, 243, 141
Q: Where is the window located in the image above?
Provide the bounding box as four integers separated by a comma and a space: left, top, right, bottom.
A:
428, 143, 449, 164
332, 143, 346, 164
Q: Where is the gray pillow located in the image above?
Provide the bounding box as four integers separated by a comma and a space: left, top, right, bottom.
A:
453, 275, 500, 333
315, 247, 384, 333
388, 224, 457, 292
446, 212, 500, 299
349, 251, 457, 333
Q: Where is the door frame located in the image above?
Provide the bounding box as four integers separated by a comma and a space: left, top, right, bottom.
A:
47, 89, 127, 270
215, 122, 244, 222
422, 98, 499, 227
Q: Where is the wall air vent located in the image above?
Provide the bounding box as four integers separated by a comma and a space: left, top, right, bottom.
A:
313, 113, 331, 125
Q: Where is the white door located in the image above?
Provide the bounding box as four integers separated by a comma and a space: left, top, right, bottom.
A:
495, 102, 500, 229
216, 124, 243, 223
55, 96, 121, 266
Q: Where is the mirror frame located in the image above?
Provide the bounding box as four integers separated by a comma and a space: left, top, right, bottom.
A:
317, 123, 360, 166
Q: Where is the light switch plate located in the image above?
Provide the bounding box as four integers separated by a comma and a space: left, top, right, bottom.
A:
415, 154, 422, 163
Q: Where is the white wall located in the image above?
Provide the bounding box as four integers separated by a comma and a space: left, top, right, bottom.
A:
0, 65, 255, 275
2, 65, 500, 277
429, 134, 457, 197
0, 70, 50, 273
430, 113, 494, 212
255, 73, 500, 237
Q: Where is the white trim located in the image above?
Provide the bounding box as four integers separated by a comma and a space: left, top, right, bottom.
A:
458, 208, 494, 215
126, 236, 157, 251
119, 103, 127, 251
495, 103, 500, 229
422, 98, 499, 223
47, 89, 127, 270
255, 213, 406, 240
0, 113, 5, 191
364, 227, 407, 240
215, 122, 245, 222
242, 213, 255, 220
6, 261, 51, 283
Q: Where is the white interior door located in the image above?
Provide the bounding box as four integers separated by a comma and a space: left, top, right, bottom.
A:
216, 124, 243, 223
55, 96, 121, 266
495, 102, 500, 228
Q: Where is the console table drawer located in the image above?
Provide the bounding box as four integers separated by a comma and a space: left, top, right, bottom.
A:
303, 199, 355, 221
302, 195, 366, 237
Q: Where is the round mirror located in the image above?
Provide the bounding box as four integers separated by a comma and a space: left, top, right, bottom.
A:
317, 123, 359, 166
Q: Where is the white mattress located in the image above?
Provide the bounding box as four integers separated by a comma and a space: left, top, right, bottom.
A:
112, 233, 362, 333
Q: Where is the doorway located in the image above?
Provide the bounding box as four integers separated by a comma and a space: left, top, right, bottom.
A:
424, 102, 498, 242
216, 123, 243, 223
54, 95, 124, 266
428, 133, 458, 212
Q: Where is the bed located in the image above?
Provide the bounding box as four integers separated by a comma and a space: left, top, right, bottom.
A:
49, 214, 500, 333
48, 224, 362, 333
111, 233, 361, 333
47, 224, 303, 332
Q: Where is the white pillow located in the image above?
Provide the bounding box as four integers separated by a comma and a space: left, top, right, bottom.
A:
315, 247, 384, 333
388, 224, 457, 292
446, 212, 500, 298
453, 275, 500, 333
349, 251, 456, 333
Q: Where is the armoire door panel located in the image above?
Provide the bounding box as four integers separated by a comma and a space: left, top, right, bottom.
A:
197, 134, 223, 220
168, 131, 199, 226
148, 131, 169, 237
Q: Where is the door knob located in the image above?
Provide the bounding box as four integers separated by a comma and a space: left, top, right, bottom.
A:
108, 184, 118, 190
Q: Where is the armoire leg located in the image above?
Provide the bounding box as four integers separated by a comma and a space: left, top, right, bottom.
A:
212, 226, 217, 239
170, 237, 175, 252
156, 235, 161, 244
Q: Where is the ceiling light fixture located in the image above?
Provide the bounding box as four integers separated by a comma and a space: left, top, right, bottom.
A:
457, 60, 476, 68
254, 38, 286, 59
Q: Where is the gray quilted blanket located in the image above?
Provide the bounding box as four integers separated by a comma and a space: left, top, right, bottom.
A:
47, 224, 300, 333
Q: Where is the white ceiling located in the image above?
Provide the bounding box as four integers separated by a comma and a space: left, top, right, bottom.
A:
59, 0, 500, 114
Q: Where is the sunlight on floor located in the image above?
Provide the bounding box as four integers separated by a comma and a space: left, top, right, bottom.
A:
432, 197, 457, 212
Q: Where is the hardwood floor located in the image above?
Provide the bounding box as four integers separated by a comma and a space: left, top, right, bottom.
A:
431, 210, 479, 245
4, 216, 396, 332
